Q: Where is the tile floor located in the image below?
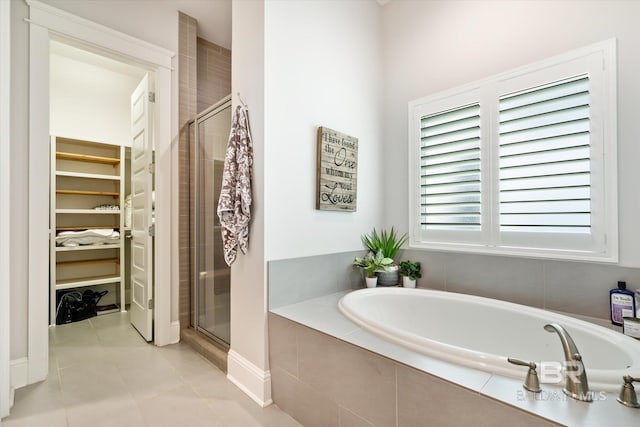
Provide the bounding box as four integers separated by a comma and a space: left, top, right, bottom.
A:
3, 312, 301, 427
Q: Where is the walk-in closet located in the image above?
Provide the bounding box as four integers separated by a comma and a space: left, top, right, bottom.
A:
49, 39, 155, 339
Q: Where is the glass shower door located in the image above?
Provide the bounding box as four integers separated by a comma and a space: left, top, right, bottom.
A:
192, 99, 231, 345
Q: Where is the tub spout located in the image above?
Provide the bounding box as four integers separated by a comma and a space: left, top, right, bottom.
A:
544, 323, 592, 402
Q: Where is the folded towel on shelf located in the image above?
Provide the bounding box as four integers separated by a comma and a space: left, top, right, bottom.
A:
56, 229, 120, 247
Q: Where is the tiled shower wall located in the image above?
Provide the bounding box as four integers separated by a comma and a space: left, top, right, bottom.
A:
178, 12, 197, 330
178, 14, 232, 330
196, 37, 231, 114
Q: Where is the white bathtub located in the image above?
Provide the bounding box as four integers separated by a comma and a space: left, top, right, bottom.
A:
338, 288, 640, 392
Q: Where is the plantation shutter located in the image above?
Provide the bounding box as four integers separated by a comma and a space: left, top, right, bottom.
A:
420, 104, 481, 231
498, 75, 591, 234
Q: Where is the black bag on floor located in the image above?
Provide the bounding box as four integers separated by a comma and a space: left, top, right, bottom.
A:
56, 289, 108, 325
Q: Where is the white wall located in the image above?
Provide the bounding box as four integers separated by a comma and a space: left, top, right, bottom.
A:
50, 51, 142, 146
228, 0, 268, 404
1, 0, 12, 418
264, 0, 384, 261
381, 0, 640, 268
10, 0, 30, 362
226, 0, 385, 404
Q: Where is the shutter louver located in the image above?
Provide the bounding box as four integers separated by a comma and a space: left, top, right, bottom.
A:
420, 104, 481, 230
498, 75, 591, 234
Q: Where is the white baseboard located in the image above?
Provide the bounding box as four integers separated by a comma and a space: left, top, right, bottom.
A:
226, 350, 272, 407
9, 358, 28, 390
169, 320, 180, 344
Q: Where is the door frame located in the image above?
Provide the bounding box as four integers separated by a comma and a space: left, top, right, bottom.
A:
25, 0, 176, 384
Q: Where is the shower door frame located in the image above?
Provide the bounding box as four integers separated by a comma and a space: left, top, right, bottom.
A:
190, 94, 232, 347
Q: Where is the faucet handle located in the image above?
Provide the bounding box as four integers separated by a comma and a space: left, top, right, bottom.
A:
617, 375, 640, 408
508, 357, 542, 393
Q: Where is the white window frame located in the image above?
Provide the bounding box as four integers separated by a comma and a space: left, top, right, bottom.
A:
408, 39, 618, 263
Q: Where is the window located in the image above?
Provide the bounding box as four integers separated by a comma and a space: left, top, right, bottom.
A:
409, 40, 617, 262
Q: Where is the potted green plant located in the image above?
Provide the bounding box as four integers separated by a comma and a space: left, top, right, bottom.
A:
399, 260, 421, 288
361, 227, 408, 286
353, 250, 393, 288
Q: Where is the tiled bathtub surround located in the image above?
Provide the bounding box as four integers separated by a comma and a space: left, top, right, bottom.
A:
268, 251, 363, 309
268, 248, 640, 323
401, 249, 640, 320
269, 312, 559, 427
269, 293, 639, 427
267, 251, 640, 424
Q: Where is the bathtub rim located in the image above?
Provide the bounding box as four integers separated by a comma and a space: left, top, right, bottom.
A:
338, 287, 640, 393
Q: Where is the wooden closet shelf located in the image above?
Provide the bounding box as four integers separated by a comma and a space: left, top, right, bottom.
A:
56, 244, 120, 252
56, 171, 120, 181
56, 209, 120, 214
56, 225, 120, 231
55, 275, 121, 291
56, 258, 120, 267
56, 189, 120, 197
56, 151, 120, 165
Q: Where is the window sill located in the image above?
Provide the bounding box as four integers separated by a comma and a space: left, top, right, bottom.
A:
409, 240, 618, 265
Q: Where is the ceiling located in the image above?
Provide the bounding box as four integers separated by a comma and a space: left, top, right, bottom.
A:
170, 0, 232, 49
48, 0, 232, 81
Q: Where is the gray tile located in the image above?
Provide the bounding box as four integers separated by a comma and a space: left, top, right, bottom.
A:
271, 292, 359, 339
445, 253, 545, 308
3, 379, 66, 426
297, 325, 397, 427
66, 395, 145, 427
1, 407, 67, 427
400, 249, 448, 290
51, 319, 98, 345
396, 364, 558, 427
543, 260, 640, 319
271, 366, 339, 427
118, 351, 184, 401
138, 384, 222, 427
339, 407, 376, 427
158, 342, 219, 380
268, 313, 299, 377
189, 369, 245, 400
268, 251, 363, 309
344, 328, 492, 393
58, 361, 128, 406
54, 341, 113, 369
10, 310, 301, 427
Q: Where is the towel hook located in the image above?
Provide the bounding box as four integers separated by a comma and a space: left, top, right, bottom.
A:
237, 92, 248, 108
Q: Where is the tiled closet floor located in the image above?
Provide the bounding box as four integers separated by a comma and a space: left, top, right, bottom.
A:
4, 312, 300, 427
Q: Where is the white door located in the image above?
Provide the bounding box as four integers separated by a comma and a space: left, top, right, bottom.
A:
130, 74, 154, 341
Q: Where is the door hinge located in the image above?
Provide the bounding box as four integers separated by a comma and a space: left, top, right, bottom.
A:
148, 224, 155, 237
148, 299, 153, 310
148, 92, 156, 103
148, 163, 155, 174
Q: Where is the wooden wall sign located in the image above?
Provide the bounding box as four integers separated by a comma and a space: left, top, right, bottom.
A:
316, 126, 358, 212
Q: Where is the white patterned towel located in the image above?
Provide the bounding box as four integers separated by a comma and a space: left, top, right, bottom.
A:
217, 105, 253, 266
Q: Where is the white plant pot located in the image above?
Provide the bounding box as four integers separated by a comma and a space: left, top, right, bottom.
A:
402, 276, 417, 288
365, 276, 378, 288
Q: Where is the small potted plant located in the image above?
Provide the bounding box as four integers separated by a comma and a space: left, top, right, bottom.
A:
399, 260, 421, 288
361, 227, 408, 286
353, 250, 393, 288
